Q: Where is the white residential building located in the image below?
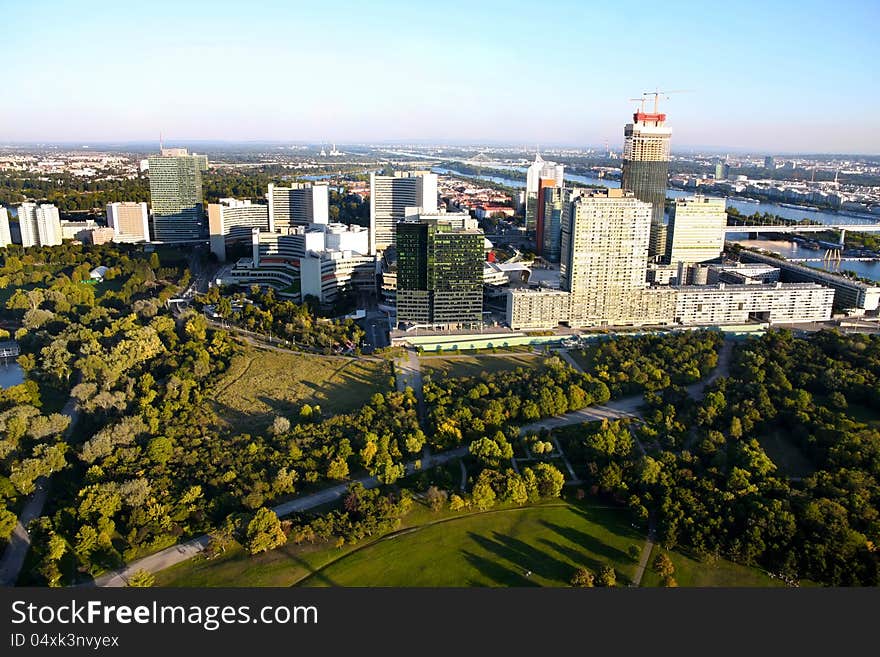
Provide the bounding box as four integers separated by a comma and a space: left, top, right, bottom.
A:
0, 207, 11, 247
18, 203, 62, 247
666, 195, 728, 264
369, 171, 438, 254
266, 183, 329, 231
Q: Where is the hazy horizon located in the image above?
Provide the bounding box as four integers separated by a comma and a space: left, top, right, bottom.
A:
3, 0, 878, 154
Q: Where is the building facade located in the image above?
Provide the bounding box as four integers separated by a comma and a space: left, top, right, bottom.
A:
0, 207, 11, 247
561, 190, 652, 326
665, 195, 728, 265
396, 217, 484, 329
266, 183, 329, 231
207, 198, 270, 261
147, 148, 205, 242
525, 154, 564, 234
369, 171, 438, 254
621, 111, 671, 255
106, 202, 150, 242
17, 203, 62, 248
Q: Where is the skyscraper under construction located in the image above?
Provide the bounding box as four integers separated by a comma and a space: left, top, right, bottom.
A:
621, 106, 672, 256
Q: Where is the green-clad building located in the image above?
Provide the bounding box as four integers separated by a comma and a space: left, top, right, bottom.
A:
147, 148, 206, 242
396, 217, 484, 329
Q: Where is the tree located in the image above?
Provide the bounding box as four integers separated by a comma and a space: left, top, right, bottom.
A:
245, 508, 287, 554
597, 564, 617, 587
570, 567, 595, 587
529, 463, 565, 498
652, 552, 675, 579
128, 569, 155, 587
0, 508, 17, 541
425, 486, 448, 512
270, 416, 291, 435
146, 436, 174, 465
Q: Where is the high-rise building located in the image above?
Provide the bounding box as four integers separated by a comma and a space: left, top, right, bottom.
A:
147, 148, 205, 241
17, 203, 39, 247
369, 172, 437, 254
764, 156, 775, 169
525, 154, 564, 234
17, 203, 62, 247
0, 207, 11, 247
396, 216, 484, 329
665, 195, 728, 265
560, 189, 652, 326
621, 110, 671, 256
208, 198, 270, 261
266, 183, 329, 231
106, 202, 150, 242
715, 162, 730, 180
540, 186, 568, 263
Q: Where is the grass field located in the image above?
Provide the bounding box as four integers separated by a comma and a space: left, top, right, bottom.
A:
207, 347, 390, 433
758, 431, 816, 479
299, 503, 642, 587
420, 353, 544, 380
156, 500, 644, 587
641, 545, 784, 587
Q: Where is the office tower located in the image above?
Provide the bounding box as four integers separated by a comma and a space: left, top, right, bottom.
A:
560, 189, 652, 326
17, 203, 62, 247
147, 148, 204, 241
266, 182, 329, 231
666, 195, 728, 265
396, 216, 483, 328
621, 109, 671, 256
208, 198, 270, 261
106, 202, 150, 242
764, 156, 775, 169
0, 207, 10, 247
369, 172, 438, 254
525, 154, 564, 233
540, 186, 568, 263
715, 162, 730, 180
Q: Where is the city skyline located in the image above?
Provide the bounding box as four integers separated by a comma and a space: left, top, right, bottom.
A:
3, 0, 879, 153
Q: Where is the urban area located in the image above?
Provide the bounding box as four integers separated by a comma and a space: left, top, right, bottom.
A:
1, 96, 879, 590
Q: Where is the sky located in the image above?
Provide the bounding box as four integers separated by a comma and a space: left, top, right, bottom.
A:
2, 0, 878, 153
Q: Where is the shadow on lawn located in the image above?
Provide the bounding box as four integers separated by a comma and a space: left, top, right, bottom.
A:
464, 531, 573, 585
539, 520, 632, 565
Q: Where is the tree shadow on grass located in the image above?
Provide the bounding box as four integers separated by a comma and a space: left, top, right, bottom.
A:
537, 538, 603, 574
460, 550, 538, 587
465, 531, 572, 585
539, 520, 631, 565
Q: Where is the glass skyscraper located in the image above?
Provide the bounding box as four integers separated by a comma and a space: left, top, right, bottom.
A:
147, 148, 206, 242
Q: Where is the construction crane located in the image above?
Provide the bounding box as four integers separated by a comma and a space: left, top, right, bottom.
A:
629, 89, 694, 114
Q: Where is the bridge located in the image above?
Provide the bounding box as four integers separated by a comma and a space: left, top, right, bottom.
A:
724, 222, 880, 245
0, 341, 20, 359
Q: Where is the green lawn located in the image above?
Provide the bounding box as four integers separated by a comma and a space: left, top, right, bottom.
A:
641, 545, 785, 587
566, 347, 596, 373
420, 353, 544, 380
156, 500, 644, 587
299, 502, 642, 587
758, 431, 816, 479
207, 347, 390, 433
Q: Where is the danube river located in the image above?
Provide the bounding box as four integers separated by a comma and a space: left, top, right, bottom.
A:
432, 166, 880, 228
434, 165, 880, 283
0, 362, 24, 389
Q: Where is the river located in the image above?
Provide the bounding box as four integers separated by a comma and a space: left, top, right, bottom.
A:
0, 362, 24, 389
432, 166, 880, 229
433, 165, 880, 282
728, 237, 880, 282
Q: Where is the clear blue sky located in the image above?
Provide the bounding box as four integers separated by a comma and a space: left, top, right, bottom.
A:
3, 0, 878, 153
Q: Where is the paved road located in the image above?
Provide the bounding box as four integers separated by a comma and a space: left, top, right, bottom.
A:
630, 518, 657, 587
89, 445, 469, 587
395, 349, 426, 424
0, 392, 79, 587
